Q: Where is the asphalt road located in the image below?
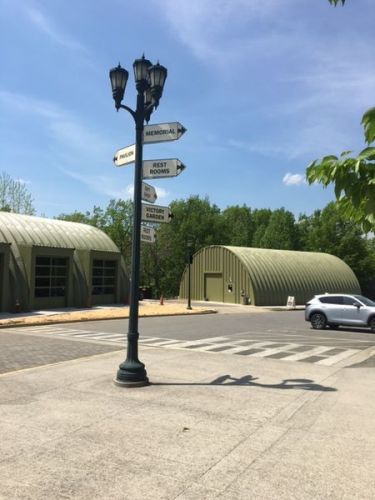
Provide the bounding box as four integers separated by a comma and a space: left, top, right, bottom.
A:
2, 310, 374, 373
64, 309, 375, 348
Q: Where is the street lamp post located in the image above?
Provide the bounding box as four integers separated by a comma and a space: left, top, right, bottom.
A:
187, 238, 193, 310
109, 56, 167, 387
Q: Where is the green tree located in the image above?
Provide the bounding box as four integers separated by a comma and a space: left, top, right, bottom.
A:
251, 209, 272, 247
57, 199, 133, 270
221, 205, 253, 246
0, 172, 35, 215
308, 0, 375, 232
56, 211, 92, 224
143, 196, 225, 297
259, 208, 299, 250
298, 202, 375, 291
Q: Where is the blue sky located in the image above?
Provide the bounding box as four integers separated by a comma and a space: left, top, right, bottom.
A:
1, 0, 374, 219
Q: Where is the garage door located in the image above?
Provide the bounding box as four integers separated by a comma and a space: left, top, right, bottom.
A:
205, 273, 223, 302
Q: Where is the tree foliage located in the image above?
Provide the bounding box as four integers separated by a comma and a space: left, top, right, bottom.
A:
0, 172, 35, 215
313, 1, 375, 232
57, 195, 375, 299
306, 146, 375, 232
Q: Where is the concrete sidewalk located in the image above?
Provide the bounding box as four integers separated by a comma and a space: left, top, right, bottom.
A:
1, 345, 374, 499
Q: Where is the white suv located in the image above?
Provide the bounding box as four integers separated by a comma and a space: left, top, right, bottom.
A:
305, 294, 375, 331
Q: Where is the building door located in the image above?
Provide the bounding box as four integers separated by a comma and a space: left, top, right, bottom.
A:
91, 259, 116, 305
204, 273, 223, 302
34, 256, 68, 309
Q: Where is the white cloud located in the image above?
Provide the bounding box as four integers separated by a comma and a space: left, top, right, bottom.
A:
25, 6, 87, 52
155, 187, 169, 199
282, 173, 305, 186
61, 169, 129, 198
126, 185, 169, 201
154, 0, 296, 65
0, 90, 112, 159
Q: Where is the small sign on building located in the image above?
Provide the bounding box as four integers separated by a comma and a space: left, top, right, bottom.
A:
286, 296, 296, 309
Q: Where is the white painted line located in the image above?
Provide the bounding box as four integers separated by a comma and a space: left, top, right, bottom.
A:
138, 337, 163, 343
317, 349, 360, 366
163, 337, 230, 349
14, 326, 67, 333
250, 343, 300, 358
88, 334, 125, 340
144, 339, 186, 347
53, 330, 94, 335
282, 346, 333, 361
198, 341, 273, 352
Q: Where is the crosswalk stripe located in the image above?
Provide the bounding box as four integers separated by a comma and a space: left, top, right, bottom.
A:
317, 349, 359, 366
250, 343, 300, 358
161, 337, 230, 349
197, 341, 272, 352
281, 346, 333, 361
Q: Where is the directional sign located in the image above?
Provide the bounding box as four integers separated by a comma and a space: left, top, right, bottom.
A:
142, 159, 186, 180
141, 203, 173, 224
113, 144, 136, 167
141, 182, 157, 203
140, 225, 156, 243
143, 122, 187, 144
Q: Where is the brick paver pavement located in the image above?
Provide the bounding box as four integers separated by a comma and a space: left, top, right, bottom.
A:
0, 331, 122, 374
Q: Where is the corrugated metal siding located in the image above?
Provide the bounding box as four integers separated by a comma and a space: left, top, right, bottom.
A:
180, 245, 361, 306
0, 212, 118, 252
225, 246, 360, 306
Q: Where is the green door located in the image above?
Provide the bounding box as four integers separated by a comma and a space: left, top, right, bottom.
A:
205, 273, 223, 302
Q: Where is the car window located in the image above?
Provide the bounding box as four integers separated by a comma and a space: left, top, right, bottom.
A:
319, 296, 343, 305
354, 295, 375, 307
343, 296, 360, 306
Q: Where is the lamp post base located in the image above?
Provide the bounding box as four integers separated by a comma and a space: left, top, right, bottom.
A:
114, 360, 149, 388
114, 378, 149, 388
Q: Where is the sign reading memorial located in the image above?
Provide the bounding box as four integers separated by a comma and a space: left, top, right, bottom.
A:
141, 203, 172, 224
143, 122, 187, 144
142, 159, 186, 180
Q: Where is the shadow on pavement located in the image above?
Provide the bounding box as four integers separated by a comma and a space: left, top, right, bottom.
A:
153, 374, 337, 392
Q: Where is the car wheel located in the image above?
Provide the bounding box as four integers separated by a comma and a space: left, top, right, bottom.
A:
310, 312, 327, 330
370, 317, 375, 332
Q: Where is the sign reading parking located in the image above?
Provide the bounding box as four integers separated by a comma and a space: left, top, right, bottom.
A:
141, 203, 172, 224
142, 159, 186, 179
141, 182, 157, 203
140, 225, 156, 243
113, 144, 136, 166
143, 122, 187, 144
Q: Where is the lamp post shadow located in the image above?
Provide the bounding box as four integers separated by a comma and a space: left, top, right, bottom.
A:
152, 374, 337, 392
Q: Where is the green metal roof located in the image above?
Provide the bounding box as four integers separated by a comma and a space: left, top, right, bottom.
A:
223, 246, 360, 304
0, 212, 119, 252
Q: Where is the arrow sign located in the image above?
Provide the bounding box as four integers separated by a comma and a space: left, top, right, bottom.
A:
141, 182, 157, 203
140, 225, 156, 243
113, 144, 136, 167
142, 159, 186, 180
141, 203, 173, 224
143, 122, 187, 144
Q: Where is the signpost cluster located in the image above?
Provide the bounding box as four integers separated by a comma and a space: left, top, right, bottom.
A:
113, 122, 187, 245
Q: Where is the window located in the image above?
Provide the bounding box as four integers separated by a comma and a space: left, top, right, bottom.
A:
319, 296, 343, 305
92, 259, 116, 295
343, 296, 360, 306
34, 256, 68, 298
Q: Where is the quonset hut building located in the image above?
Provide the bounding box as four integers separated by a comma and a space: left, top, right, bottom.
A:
179, 245, 360, 307
0, 212, 129, 312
